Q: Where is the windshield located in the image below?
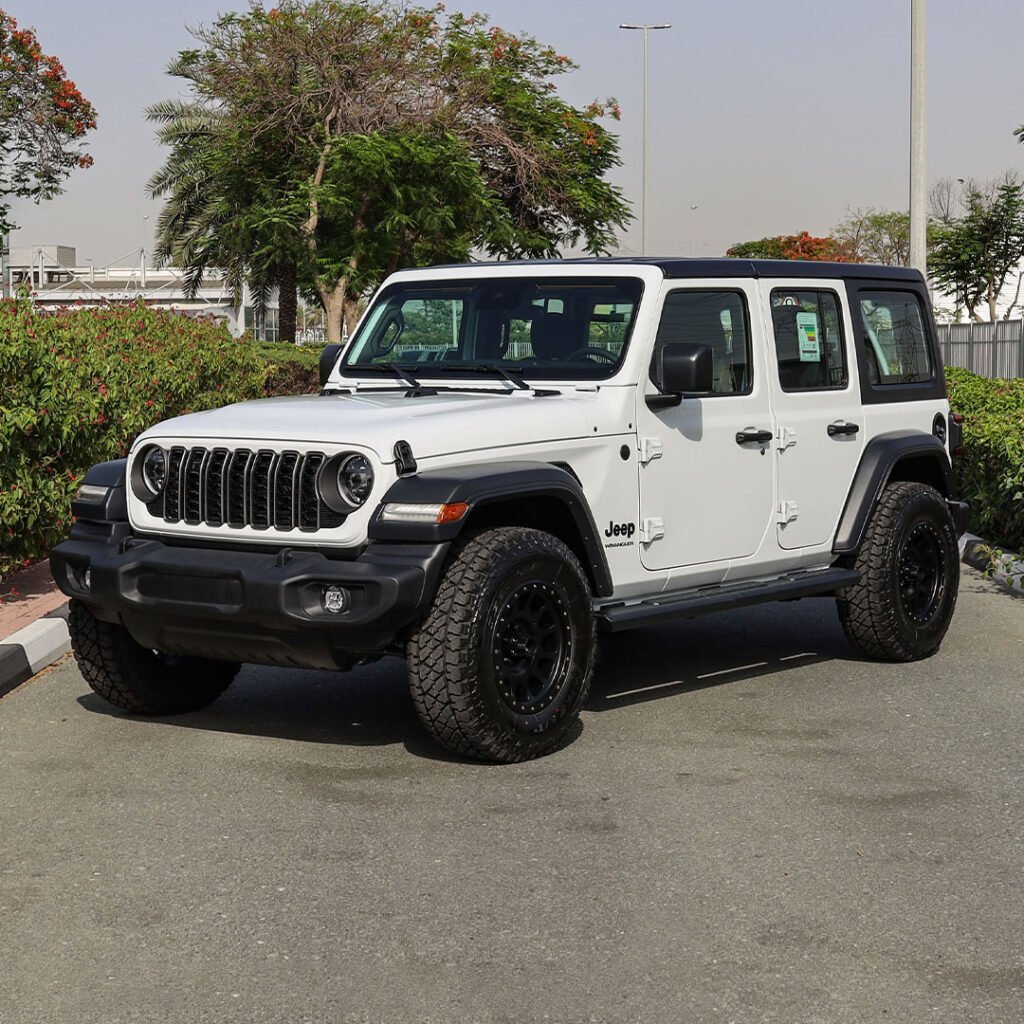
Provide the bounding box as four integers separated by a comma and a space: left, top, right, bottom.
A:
341, 276, 645, 381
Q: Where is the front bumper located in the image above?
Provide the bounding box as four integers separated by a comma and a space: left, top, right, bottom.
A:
51, 527, 449, 669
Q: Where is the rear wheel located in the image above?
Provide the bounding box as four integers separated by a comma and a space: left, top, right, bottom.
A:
69, 600, 239, 714
407, 527, 595, 762
837, 481, 960, 661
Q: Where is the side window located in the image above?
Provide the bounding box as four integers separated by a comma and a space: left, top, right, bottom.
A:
859, 290, 933, 384
770, 289, 848, 391
654, 290, 752, 395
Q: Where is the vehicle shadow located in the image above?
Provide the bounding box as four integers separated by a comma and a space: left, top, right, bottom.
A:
587, 596, 852, 712
75, 596, 857, 759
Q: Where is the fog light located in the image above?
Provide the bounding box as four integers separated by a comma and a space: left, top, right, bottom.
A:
83, 568, 91, 590
321, 585, 349, 614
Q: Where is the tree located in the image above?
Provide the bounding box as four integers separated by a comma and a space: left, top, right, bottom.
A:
930, 177, 1024, 322
150, 1, 630, 342
832, 208, 911, 266
726, 231, 852, 262
146, 96, 303, 342
725, 236, 786, 259
0, 9, 96, 235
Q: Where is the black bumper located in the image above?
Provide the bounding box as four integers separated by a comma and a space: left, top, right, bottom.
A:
51, 528, 449, 669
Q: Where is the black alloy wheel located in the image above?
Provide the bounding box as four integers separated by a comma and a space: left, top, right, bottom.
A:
897, 522, 946, 624
407, 527, 596, 762
490, 580, 573, 721
837, 480, 960, 662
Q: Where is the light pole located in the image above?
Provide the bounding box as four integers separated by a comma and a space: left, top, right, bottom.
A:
619, 23, 671, 256
689, 204, 698, 257
142, 215, 149, 288
910, 0, 927, 276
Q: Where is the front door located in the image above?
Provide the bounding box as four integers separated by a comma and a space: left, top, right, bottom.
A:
637, 283, 775, 572
759, 280, 863, 550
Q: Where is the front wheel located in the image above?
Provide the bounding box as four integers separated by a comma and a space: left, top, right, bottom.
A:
407, 527, 596, 762
837, 481, 960, 661
69, 600, 239, 715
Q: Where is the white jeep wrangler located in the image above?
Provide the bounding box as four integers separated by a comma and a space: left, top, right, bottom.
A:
53, 258, 969, 762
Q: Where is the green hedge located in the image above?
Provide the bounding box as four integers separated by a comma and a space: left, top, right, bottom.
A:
945, 367, 1024, 553
0, 301, 264, 580
3, 305, 1021, 581
258, 341, 323, 397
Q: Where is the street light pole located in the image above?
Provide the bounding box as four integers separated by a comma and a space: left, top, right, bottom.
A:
910, 0, 927, 277
142, 215, 149, 289
689, 205, 698, 257
619, 23, 671, 256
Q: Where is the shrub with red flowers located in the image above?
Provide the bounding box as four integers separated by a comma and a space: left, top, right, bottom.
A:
0, 8, 96, 233
726, 232, 856, 262
0, 302, 264, 580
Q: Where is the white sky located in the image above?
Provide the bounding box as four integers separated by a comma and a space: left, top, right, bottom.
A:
7, 0, 1024, 264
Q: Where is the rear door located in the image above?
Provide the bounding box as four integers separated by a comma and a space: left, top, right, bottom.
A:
758, 280, 863, 550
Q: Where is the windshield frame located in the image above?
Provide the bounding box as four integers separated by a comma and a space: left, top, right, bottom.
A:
338, 275, 647, 384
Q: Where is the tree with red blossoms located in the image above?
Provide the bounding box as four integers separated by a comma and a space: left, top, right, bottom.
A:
0, 9, 97, 234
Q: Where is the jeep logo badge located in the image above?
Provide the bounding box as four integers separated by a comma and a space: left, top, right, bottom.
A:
605, 521, 636, 539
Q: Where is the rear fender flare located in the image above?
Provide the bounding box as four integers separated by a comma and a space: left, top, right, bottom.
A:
833, 432, 955, 555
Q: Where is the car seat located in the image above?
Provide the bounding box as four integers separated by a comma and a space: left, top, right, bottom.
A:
530, 312, 574, 360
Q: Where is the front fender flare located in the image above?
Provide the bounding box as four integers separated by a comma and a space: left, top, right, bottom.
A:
368, 461, 613, 597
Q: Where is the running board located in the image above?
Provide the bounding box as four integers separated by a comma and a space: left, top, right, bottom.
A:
595, 567, 861, 633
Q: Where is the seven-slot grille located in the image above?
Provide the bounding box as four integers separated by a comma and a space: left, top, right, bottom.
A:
145, 447, 347, 532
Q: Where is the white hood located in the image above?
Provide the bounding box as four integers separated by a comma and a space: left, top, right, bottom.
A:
140, 388, 595, 462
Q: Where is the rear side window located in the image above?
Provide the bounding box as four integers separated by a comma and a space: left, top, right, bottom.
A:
654, 290, 752, 395
859, 290, 933, 384
770, 289, 847, 391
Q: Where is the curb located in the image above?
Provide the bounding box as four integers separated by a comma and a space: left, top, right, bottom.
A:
0, 603, 71, 699
960, 532, 1024, 592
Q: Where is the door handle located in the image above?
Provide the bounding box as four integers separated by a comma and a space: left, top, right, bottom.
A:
735, 429, 773, 445
827, 422, 860, 437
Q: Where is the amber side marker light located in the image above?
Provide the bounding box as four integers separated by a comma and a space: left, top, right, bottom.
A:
380, 501, 470, 525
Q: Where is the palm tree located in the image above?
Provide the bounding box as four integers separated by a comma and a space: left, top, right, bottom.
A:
146, 93, 300, 342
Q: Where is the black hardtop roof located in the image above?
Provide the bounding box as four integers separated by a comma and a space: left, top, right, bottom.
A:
418, 256, 923, 283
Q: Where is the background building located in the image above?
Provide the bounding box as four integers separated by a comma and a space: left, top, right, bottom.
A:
3, 244, 283, 341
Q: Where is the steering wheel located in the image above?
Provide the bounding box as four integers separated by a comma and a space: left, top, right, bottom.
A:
566, 346, 618, 364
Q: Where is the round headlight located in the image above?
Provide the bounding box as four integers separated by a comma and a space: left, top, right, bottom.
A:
142, 447, 167, 495
338, 454, 374, 506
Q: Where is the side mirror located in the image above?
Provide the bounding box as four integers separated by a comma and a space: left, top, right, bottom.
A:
319, 343, 344, 387
651, 342, 714, 405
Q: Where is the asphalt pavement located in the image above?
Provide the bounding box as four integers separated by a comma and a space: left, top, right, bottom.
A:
1, 566, 1021, 1024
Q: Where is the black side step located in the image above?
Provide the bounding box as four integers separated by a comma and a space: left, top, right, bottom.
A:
596, 567, 861, 633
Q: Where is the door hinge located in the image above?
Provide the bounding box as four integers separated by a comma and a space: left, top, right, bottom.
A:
777, 426, 797, 451
639, 437, 663, 464
639, 517, 665, 543
777, 501, 799, 524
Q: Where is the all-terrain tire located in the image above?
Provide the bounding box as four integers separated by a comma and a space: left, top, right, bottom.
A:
69, 600, 239, 714
837, 481, 960, 661
407, 527, 596, 763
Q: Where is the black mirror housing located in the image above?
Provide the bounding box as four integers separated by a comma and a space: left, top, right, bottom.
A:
655, 342, 714, 397
319, 344, 344, 387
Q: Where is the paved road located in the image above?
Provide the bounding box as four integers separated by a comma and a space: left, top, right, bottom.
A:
1, 566, 1021, 1024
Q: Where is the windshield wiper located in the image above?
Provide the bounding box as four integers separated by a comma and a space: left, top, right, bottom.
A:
341, 362, 422, 389
429, 363, 530, 390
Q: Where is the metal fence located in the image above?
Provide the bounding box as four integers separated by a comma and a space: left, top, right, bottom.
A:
936, 320, 1024, 379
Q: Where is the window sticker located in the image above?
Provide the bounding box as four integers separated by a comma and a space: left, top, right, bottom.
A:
796, 311, 820, 362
